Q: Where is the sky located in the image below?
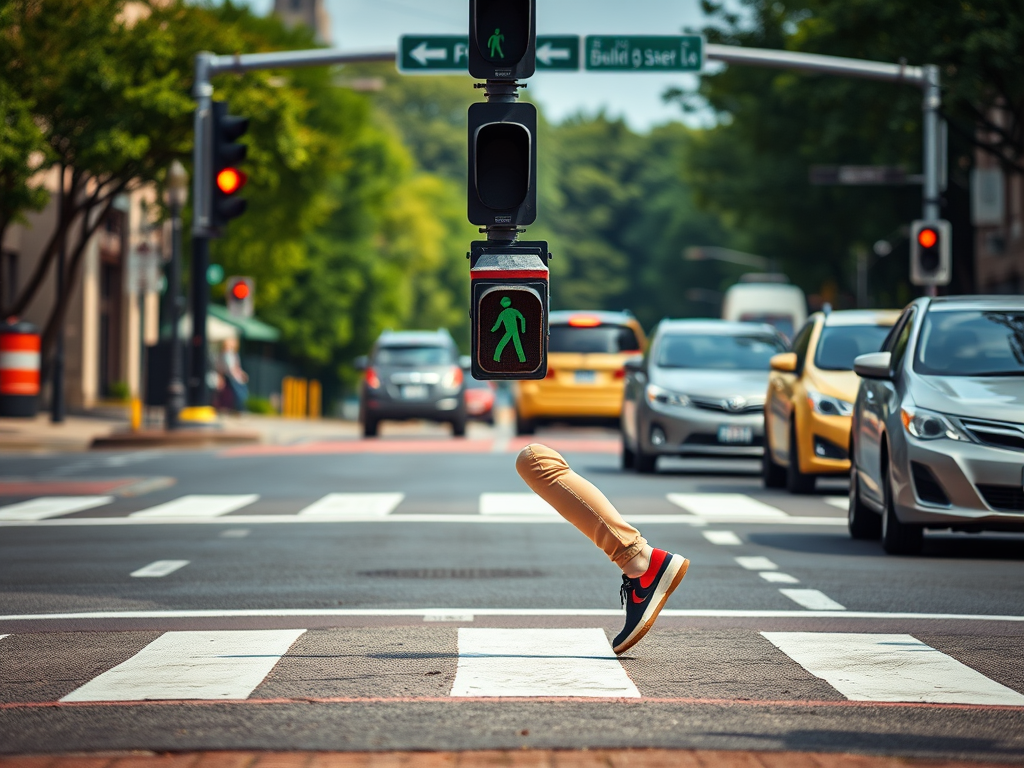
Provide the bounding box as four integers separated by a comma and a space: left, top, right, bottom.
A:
240, 0, 713, 131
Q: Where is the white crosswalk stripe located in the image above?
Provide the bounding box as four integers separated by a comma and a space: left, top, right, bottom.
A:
450, 628, 639, 697
0, 496, 113, 521
763, 632, 1024, 705
780, 588, 846, 611
130, 560, 190, 578
703, 530, 742, 545
297, 493, 405, 517
130, 494, 259, 518
60, 629, 305, 702
479, 493, 560, 516
667, 493, 789, 519
825, 496, 849, 510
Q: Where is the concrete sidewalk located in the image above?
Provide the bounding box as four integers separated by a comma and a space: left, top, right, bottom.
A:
0, 413, 127, 453
0, 751, 1012, 768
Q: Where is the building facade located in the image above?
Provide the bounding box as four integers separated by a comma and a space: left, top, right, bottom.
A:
272, 0, 332, 45
972, 111, 1024, 294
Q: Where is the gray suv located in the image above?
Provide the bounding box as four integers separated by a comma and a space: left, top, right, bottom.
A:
355, 330, 467, 438
849, 296, 1024, 554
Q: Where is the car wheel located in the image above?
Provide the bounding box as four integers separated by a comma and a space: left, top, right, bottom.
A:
362, 418, 379, 438
621, 437, 636, 470
451, 416, 467, 437
786, 422, 816, 494
515, 411, 536, 436
847, 462, 881, 540
881, 457, 923, 555
635, 430, 657, 474
762, 432, 786, 489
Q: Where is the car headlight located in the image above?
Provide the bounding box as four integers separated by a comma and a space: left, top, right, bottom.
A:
645, 383, 691, 408
806, 388, 853, 417
900, 406, 970, 441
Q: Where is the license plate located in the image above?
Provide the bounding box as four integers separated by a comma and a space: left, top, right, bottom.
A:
402, 385, 428, 400
718, 425, 753, 444
575, 370, 596, 384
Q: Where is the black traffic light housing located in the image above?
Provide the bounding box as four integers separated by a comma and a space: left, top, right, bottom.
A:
468, 102, 537, 227
470, 241, 549, 380
910, 219, 951, 286
469, 0, 536, 80
211, 100, 250, 231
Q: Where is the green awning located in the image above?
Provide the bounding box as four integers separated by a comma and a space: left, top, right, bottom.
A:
208, 303, 281, 342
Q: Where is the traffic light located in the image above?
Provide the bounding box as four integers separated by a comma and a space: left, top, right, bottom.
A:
910, 219, 951, 286
468, 102, 537, 226
470, 241, 548, 380
469, 0, 536, 80
211, 101, 249, 231
226, 276, 254, 319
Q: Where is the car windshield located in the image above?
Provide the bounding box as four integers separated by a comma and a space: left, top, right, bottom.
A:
915, 310, 1024, 377
656, 333, 785, 370
549, 324, 641, 354
374, 345, 451, 366
739, 313, 795, 342
815, 325, 892, 371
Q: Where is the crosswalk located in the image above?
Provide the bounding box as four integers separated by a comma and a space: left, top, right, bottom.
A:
1, 628, 1021, 706
0, 491, 847, 524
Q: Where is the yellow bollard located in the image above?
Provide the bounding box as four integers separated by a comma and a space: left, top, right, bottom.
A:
308, 379, 322, 419
297, 378, 308, 419
130, 397, 143, 432
282, 376, 293, 418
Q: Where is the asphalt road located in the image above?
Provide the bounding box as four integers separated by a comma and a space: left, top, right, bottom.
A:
1, 425, 1023, 760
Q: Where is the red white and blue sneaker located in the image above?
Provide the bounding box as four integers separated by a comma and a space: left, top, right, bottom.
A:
613, 549, 689, 655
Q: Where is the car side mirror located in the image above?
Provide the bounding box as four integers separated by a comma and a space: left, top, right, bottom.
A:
459, 355, 471, 370
854, 351, 893, 380
770, 352, 798, 373
353, 355, 368, 371
624, 356, 644, 373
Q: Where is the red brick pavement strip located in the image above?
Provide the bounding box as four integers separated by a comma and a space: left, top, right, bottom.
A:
0, 751, 1016, 768
0, 479, 142, 496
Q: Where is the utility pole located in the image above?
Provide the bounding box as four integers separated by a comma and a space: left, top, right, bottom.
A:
50, 164, 66, 424
165, 160, 188, 430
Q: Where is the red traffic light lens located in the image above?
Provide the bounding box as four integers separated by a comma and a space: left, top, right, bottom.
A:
230, 281, 250, 301
917, 228, 938, 249
216, 168, 247, 195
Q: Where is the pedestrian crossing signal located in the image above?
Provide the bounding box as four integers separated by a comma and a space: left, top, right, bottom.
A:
910, 219, 951, 286
469, 0, 535, 79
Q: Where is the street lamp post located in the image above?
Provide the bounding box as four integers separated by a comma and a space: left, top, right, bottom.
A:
165, 160, 188, 431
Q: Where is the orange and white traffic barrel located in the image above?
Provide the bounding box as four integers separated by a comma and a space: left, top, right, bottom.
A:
0, 319, 41, 417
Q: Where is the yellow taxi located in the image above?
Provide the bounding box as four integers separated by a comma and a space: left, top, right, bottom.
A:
513, 310, 646, 434
764, 309, 900, 492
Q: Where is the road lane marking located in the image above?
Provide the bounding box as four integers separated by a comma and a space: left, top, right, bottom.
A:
297, 493, 405, 517
479, 493, 560, 516
130, 495, 259, 518
424, 613, 474, 622
219, 529, 250, 538
667, 493, 789, 519
759, 572, 799, 584
0, 514, 849, 527
763, 632, 1024, 705
60, 629, 305, 702
2, 608, 1023, 622
450, 628, 639, 698
0, 496, 114, 521
703, 531, 742, 545
825, 497, 849, 510
130, 560, 190, 578
736, 556, 778, 571
780, 589, 846, 611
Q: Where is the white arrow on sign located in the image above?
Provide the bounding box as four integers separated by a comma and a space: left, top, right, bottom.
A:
410, 42, 448, 66
537, 41, 571, 66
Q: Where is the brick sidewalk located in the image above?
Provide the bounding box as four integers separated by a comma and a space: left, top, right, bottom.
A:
0, 751, 1014, 768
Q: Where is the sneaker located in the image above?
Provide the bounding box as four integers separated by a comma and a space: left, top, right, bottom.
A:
612, 549, 689, 655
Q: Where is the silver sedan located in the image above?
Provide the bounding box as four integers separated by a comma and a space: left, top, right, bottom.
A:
621, 320, 788, 473
849, 296, 1024, 554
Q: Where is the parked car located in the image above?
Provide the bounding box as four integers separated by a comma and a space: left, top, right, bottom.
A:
848, 296, 1024, 554
355, 329, 466, 438
722, 275, 807, 342
465, 375, 497, 425
512, 310, 646, 435
621, 320, 788, 473
764, 309, 901, 493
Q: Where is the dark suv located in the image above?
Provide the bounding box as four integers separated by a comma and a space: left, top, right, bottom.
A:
355, 330, 467, 437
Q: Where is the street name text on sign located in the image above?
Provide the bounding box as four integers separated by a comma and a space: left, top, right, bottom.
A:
399, 35, 579, 72
585, 35, 704, 72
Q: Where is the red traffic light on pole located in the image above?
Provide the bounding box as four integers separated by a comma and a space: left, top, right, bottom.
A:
910, 219, 951, 286
210, 101, 249, 231
226, 276, 254, 318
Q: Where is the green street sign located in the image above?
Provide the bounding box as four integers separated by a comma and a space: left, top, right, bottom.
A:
398, 35, 469, 73
585, 35, 704, 72
536, 36, 579, 70
398, 35, 580, 73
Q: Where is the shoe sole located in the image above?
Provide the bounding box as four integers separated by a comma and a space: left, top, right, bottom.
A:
613, 556, 689, 655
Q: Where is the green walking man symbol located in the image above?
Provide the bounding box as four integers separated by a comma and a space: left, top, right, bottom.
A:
491, 296, 526, 363
487, 28, 505, 59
